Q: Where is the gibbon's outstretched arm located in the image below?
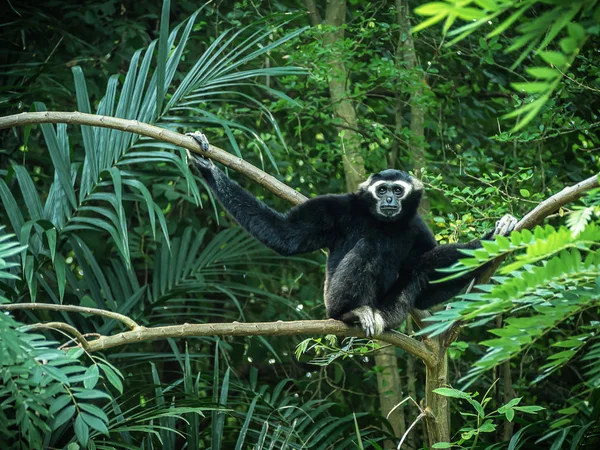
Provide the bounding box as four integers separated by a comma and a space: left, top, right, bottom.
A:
375, 214, 518, 330
187, 132, 340, 256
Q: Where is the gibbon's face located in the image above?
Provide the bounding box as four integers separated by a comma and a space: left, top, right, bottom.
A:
359, 170, 421, 220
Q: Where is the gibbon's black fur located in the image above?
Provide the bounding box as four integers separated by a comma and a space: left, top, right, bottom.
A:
186, 132, 517, 336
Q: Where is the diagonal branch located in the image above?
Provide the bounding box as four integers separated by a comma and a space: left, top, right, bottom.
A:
441, 172, 600, 345
25, 322, 91, 350
0, 111, 307, 205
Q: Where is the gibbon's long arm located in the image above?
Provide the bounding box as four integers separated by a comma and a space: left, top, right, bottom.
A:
187, 146, 341, 256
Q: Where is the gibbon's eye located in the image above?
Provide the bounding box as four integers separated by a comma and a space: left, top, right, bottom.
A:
393, 186, 404, 196
377, 186, 387, 196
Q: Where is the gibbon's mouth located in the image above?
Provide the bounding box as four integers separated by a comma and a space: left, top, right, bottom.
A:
379, 206, 400, 217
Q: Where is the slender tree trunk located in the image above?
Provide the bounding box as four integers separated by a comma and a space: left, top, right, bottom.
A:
405, 319, 419, 449
306, 0, 366, 191
376, 345, 407, 440
396, 0, 426, 177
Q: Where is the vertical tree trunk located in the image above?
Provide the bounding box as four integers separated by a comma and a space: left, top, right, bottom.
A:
405, 319, 419, 449
306, 0, 366, 191
396, 0, 426, 177
424, 340, 451, 445
376, 345, 407, 439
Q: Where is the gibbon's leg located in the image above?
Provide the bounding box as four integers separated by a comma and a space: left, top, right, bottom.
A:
375, 214, 518, 332
325, 239, 382, 337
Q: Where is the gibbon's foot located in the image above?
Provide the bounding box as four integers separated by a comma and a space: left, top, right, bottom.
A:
493, 214, 518, 237
342, 306, 386, 338
185, 132, 214, 171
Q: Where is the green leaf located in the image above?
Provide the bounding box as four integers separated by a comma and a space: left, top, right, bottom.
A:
34, 103, 77, 209
412, 13, 447, 33
479, 420, 496, 433
506, 408, 515, 422
433, 388, 468, 399
414, 3, 450, 16
525, 67, 559, 80
504, 397, 522, 409
539, 51, 567, 68
99, 363, 124, 394
79, 403, 109, 423
156, 0, 171, 118
81, 412, 109, 435
568, 22, 585, 41
41, 364, 70, 385
52, 405, 76, 430
559, 37, 578, 54
520, 189, 530, 198
511, 82, 550, 94
432, 443, 453, 449
13, 165, 44, 220
83, 365, 99, 389
514, 405, 545, 413
73, 389, 112, 400
49, 394, 72, 416
74, 414, 89, 447
487, 3, 531, 38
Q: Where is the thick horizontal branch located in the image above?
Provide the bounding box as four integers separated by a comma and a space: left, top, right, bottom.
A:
86, 319, 436, 366
0, 111, 307, 205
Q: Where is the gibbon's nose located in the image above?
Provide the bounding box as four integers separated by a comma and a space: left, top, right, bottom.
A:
386, 196, 393, 204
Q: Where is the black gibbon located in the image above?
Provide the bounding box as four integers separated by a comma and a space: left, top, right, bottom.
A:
186, 131, 517, 336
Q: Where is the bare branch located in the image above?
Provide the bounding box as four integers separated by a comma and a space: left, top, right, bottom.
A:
82, 319, 435, 365
25, 322, 90, 350
0, 303, 140, 330
0, 111, 307, 206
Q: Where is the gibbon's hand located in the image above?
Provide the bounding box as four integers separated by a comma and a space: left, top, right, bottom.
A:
186, 131, 215, 174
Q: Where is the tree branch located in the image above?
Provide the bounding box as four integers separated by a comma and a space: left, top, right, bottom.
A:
442, 172, 599, 345
0, 303, 140, 330
25, 322, 90, 350
82, 319, 435, 365
0, 111, 307, 205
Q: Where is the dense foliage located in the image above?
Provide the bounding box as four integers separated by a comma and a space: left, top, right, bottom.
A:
0, 0, 599, 449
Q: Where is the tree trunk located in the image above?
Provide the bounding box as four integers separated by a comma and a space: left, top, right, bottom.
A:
321, 0, 366, 191
424, 341, 450, 445
376, 345, 407, 440
405, 319, 419, 449
396, 0, 426, 177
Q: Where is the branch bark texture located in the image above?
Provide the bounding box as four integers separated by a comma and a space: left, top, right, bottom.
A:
85, 320, 434, 363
